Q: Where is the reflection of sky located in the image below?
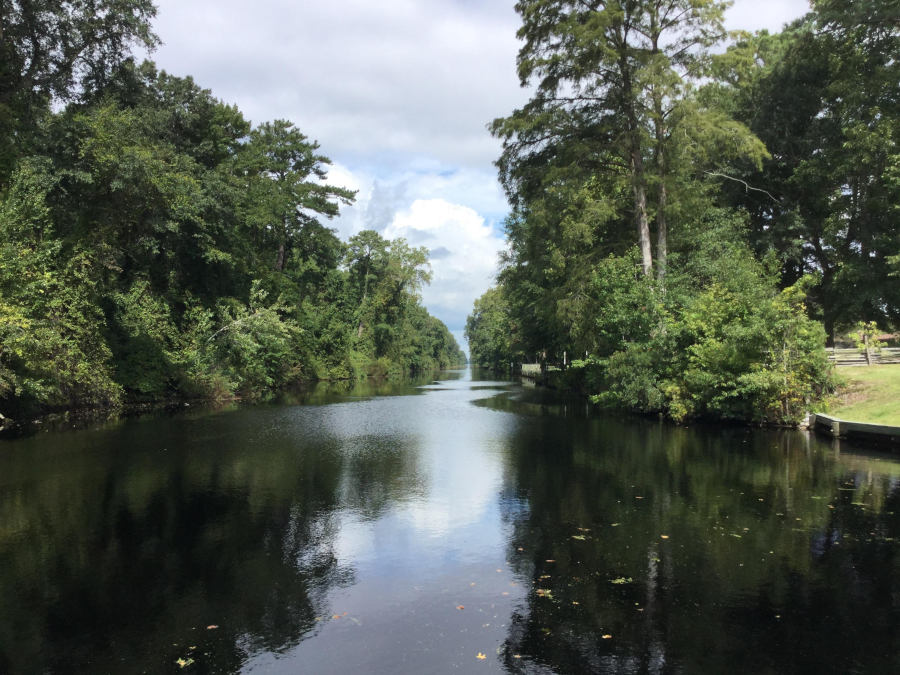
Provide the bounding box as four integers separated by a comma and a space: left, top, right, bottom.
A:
331, 378, 517, 572
242, 374, 529, 673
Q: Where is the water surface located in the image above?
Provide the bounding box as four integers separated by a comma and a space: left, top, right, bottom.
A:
2, 370, 900, 674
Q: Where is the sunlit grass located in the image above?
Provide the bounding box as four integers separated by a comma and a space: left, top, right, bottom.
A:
832, 366, 900, 426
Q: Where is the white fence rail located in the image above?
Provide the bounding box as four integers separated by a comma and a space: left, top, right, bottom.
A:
828, 347, 900, 367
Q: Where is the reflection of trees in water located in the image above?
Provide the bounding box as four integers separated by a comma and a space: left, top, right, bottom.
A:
494, 401, 900, 674
0, 404, 426, 674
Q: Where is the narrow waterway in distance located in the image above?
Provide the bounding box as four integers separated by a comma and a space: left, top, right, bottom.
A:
2, 369, 900, 674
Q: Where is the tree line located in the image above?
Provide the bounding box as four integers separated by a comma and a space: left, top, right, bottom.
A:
0, 0, 465, 416
467, 0, 899, 424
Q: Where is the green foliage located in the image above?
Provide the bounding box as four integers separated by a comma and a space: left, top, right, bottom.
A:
0, 39, 464, 413
714, 1, 900, 337
578, 220, 833, 424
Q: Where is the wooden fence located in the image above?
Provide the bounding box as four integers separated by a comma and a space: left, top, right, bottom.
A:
828, 347, 900, 367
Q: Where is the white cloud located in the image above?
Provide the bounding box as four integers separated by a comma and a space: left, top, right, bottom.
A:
385, 200, 505, 331
726, 0, 810, 32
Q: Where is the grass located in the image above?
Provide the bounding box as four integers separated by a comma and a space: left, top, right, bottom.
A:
831, 365, 900, 426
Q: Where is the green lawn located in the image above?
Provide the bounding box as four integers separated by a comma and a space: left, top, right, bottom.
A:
831, 366, 900, 426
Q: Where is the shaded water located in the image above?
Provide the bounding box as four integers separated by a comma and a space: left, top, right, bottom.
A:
2, 370, 900, 674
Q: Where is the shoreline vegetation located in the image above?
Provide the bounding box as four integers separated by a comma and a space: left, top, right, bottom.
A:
466, 0, 899, 427
0, 6, 465, 423
0, 368, 468, 435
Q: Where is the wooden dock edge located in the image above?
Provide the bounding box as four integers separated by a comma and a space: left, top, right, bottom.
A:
810, 413, 900, 448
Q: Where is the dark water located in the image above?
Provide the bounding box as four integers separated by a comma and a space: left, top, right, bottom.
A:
2, 370, 900, 675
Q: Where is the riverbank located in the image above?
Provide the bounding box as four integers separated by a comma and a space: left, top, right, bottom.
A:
0, 367, 468, 435
521, 366, 817, 427
831, 366, 900, 426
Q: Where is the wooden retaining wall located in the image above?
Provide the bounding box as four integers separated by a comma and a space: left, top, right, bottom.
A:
828, 347, 900, 367
521, 363, 542, 378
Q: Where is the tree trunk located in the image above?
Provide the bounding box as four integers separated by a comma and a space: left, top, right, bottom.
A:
656, 175, 667, 283
275, 244, 285, 272
864, 333, 872, 366
632, 148, 653, 276
654, 116, 667, 283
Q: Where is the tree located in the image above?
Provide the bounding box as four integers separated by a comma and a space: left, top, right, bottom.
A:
492, 0, 760, 278
243, 120, 355, 273
718, 4, 900, 339
466, 286, 515, 370
0, 0, 159, 182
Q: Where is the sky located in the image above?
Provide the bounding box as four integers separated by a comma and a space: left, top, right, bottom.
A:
144, 0, 810, 349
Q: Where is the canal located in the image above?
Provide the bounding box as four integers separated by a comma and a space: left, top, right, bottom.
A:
1, 369, 899, 674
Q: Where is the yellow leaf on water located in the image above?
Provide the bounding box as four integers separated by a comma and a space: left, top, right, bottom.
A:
477, 653, 487, 660
207, 625, 218, 630
661, 535, 669, 539
602, 635, 612, 639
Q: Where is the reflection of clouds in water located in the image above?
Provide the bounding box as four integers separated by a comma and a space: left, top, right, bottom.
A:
326, 384, 518, 564
400, 444, 502, 538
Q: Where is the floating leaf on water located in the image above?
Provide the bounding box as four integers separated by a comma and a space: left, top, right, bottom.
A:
610, 577, 633, 585
602, 635, 612, 639
176, 658, 194, 668
477, 653, 486, 660
206, 625, 218, 630
611, 523, 621, 527
457, 605, 465, 610
546, 559, 556, 563
660, 535, 669, 539
572, 535, 586, 540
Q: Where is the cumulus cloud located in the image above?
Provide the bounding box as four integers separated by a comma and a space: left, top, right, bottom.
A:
384, 200, 506, 331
